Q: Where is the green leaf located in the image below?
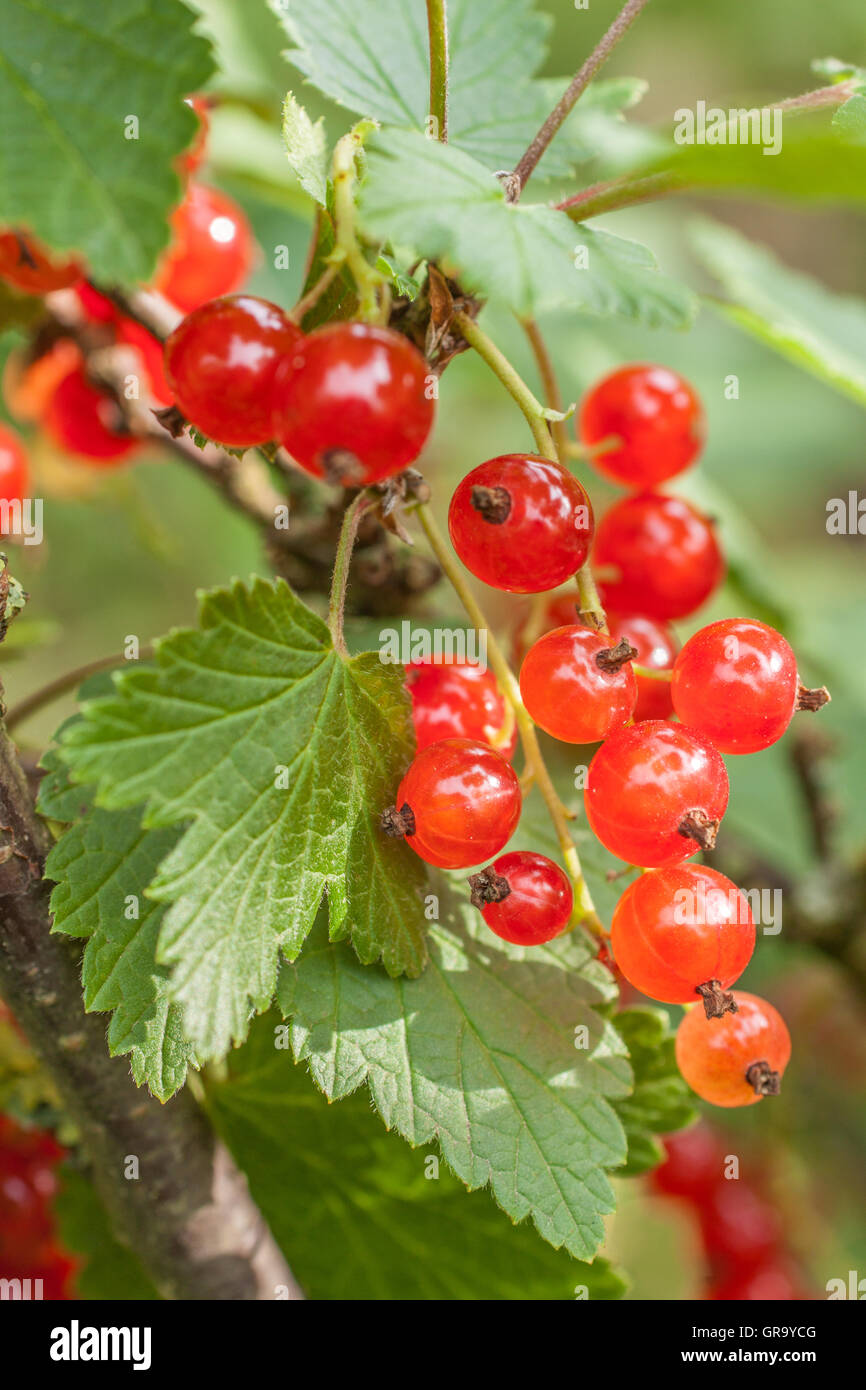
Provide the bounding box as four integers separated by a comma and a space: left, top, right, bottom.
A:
359, 129, 695, 326
690, 217, 866, 409
39, 748, 194, 1102
208, 1014, 626, 1299
56, 578, 429, 1063
832, 94, 866, 144
0, 0, 213, 280
281, 92, 328, 205
277, 889, 633, 1262
611, 1008, 696, 1177
55, 1167, 159, 1301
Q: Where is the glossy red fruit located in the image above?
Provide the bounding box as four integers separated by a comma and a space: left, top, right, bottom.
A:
0, 425, 30, 515
672, 618, 800, 755
580, 364, 705, 488
406, 660, 517, 759
708, 1261, 807, 1301
606, 613, 678, 721
651, 1125, 725, 1201
675, 992, 791, 1108
519, 624, 637, 743
384, 737, 521, 869
153, 183, 254, 313
699, 1180, 782, 1270
448, 455, 593, 594
594, 493, 724, 621
116, 317, 174, 406
0, 230, 82, 294
178, 95, 210, 177
275, 323, 434, 484
585, 720, 729, 868
44, 365, 138, 464
469, 851, 572, 945
611, 865, 754, 1010
164, 295, 303, 446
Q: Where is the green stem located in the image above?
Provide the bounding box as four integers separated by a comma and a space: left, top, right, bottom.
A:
331, 125, 386, 322
453, 312, 556, 459
426, 0, 449, 142
632, 664, 672, 682
328, 492, 372, 659
416, 504, 604, 936
521, 317, 569, 459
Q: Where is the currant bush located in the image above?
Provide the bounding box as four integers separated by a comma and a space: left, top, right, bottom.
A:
469, 851, 573, 945
448, 454, 593, 593
594, 492, 724, 620
675, 992, 791, 1108
274, 322, 434, 484
405, 660, 517, 758
519, 623, 637, 743
585, 721, 729, 867
579, 364, 705, 488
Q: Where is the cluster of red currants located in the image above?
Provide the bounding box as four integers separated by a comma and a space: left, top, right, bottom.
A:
652, 1124, 813, 1300
384, 364, 829, 1111
0, 1111, 77, 1299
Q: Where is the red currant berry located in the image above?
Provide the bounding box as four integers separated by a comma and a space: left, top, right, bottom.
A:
585, 720, 729, 868
699, 1181, 782, 1271
469, 851, 572, 945
651, 1125, 725, 1201
580, 364, 705, 488
610, 864, 754, 1012
594, 493, 724, 621
675, 991, 791, 1108
44, 365, 138, 464
708, 1261, 807, 1302
164, 295, 303, 447
178, 95, 210, 178
116, 317, 174, 406
382, 737, 521, 869
519, 624, 637, 743
405, 660, 517, 759
0, 230, 82, 294
448, 455, 593, 594
671, 618, 802, 754
275, 323, 434, 484
0, 425, 30, 515
606, 612, 677, 721
153, 183, 254, 313
75, 281, 117, 323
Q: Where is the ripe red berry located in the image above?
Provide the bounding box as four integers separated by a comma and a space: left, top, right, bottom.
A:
675, 991, 791, 1108
671, 618, 803, 754
116, 317, 174, 406
164, 295, 303, 447
519, 624, 637, 743
585, 720, 729, 868
651, 1125, 725, 1201
448, 455, 593, 594
405, 660, 517, 759
708, 1261, 806, 1302
606, 612, 678, 721
594, 493, 724, 620
0, 424, 29, 514
178, 95, 210, 178
469, 851, 572, 945
610, 864, 754, 1012
275, 323, 434, 485
580, 364, 705, 488
0, 230, 82, 294
699, 1180, 782, 1270
383, 737, 521, 869
44, 365, 138, 464
153, 183, 254, 313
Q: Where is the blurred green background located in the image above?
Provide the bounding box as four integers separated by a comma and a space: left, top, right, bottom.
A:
2, 0, 864, 1299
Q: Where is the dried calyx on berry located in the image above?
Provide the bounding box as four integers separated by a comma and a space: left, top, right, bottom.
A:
796, 683, 831, 712
595, 637, 638, 673
380, 802, 416, 838
745, 1059, 782, 1096
696, 979, 738, 1020
468, 867, 511, 909
678, 807, 720, 851
470, 485, 511, 524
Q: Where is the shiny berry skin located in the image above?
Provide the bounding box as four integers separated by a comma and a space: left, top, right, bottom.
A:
671, 618, 799, 754
594, 492, 724, 621
519, 625, 637, 743
0, 230, 82, 294
610, 865, 754, 1008
651, 1125, 724, 1201
606, 612, 678, 721
164, 295, 303, 447
44, 365, 138, 464
275, 323, 434, 485
470, 851, 572, 945
406, 660, 517, 759
448, 455, 593, 594
386, 737, 521, 869
675, 992, 791, 1108
580, 364, 705, 488
0, 425, 29, 511
585, 720, 729, 868
153, 183, 254, 313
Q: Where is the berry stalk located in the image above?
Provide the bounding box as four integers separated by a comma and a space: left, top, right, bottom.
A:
415, 502, 604, 936
328, 489, 374, 658
426, 0, 449, 142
